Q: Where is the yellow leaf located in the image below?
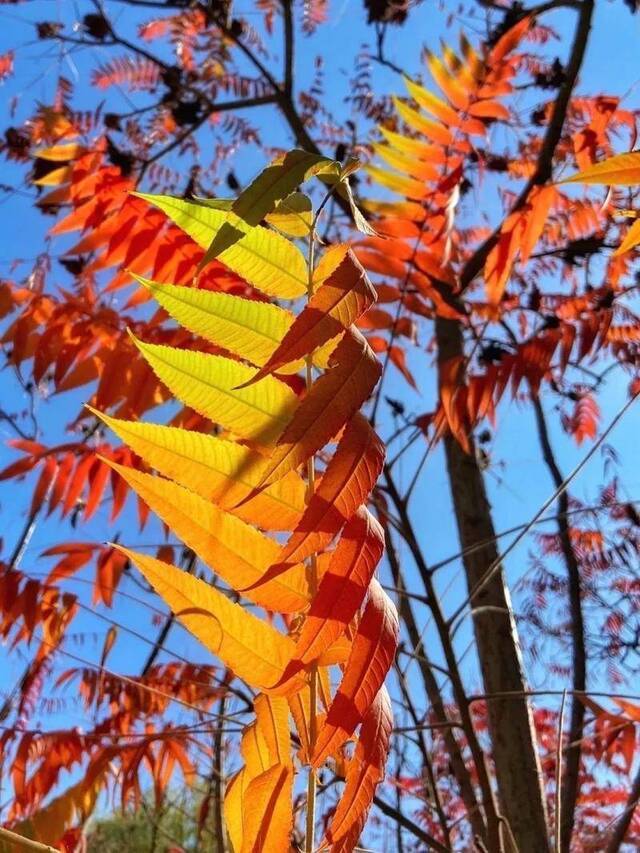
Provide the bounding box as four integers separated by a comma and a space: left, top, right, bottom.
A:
265, 191, 313, 237
232, 149, 334, 226
392, 97, 454, 146
560, 152, 640, 186
615, 217, 640, 255
254, 693, 291, 766
378, 126, 439, 160
426, 50, 469, 110
224, 769, 247, 853
372, 142, 439, 183
225, 695, 293, 853
105, 461, 311, 613
35, 142, 87, 161
130, 334, 297, 445
364, 164, 428, 200
116, 547, 300, 690
89, 409, 306, 531
134, 275, 292, 367
33, 164, 73, 187
403, 76, 461, 126
134, 193, 308, 299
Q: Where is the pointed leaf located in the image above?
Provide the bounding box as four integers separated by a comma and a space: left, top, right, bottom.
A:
275, 508, 384, 688
91, 409, 305, 531
232, 149, 334, 226
265, 192, 313, 237
243, 249, 376, 386
252, 329, 381, 490
322, 686, 393, 851
106, 462, 311, 613
313, 580, 399, 765
134, 275, 292, 367
134, 193, 308, 298
560, 152, 640, 186
116, 547, 301, 691
279, 414, 385, 565
131, 335, 297, 445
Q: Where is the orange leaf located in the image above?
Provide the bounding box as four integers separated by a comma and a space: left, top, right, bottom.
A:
322, 685, 393, 851
251, 329, 381, 491
241, 249, 376, 387
313, 580, 398, 766
278, 414, 385, 566
274, 508, 384, 690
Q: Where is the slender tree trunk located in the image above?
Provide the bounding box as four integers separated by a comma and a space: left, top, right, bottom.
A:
532, 395, 586, 850
436, 316, 550, 852
382, 518, 486, 845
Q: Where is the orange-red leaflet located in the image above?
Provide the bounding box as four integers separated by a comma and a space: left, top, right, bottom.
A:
250, 328, 382, 492
272, 507, 384, 691
279, 413, 385, 565
313, 579, 399, 766
321, 685, 394, 852
240, 249, 376, 387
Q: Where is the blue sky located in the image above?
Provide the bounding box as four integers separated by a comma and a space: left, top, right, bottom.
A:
1, 0, 640, 835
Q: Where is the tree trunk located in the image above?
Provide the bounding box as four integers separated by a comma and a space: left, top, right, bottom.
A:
436, 316, 550, 852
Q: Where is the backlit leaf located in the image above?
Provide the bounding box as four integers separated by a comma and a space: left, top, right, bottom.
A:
116, 547, 301, 691
135, 193, 308, 298
313, 580, 399, 765
242, 249, 376, 386
130, 334, 297, 445
105, 462, 311, 613
90, 409, 306, 531
322, 685, 393, 851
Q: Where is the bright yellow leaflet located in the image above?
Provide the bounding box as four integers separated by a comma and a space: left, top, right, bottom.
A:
131, 334, 297, 445
135, 192, 308, 299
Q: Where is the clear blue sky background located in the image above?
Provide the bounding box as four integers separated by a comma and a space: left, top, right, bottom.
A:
1, 0, 640, 834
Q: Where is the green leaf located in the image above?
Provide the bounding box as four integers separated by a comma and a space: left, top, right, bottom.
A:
265, 192, 313, 237
130, 333, 297, 445
232, 149, 335, 226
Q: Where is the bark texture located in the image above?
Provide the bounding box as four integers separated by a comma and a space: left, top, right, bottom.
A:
437, 315, 550, 853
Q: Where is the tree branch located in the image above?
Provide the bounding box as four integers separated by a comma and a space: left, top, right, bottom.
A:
532, 394, 587, 850
459, 0, 595, 291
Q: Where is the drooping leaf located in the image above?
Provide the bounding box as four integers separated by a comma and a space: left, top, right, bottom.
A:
265, 192, 313, 237
116, 547, 301, 691
225, 694, 293, 853
313, 580, 399, 766
105, 462, 311, 613
240, 763, 293, 853
322, 685, 393, 852
232, 149, 335, 226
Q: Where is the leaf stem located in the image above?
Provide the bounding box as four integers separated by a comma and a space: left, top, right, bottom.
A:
304, 210, 319, 853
